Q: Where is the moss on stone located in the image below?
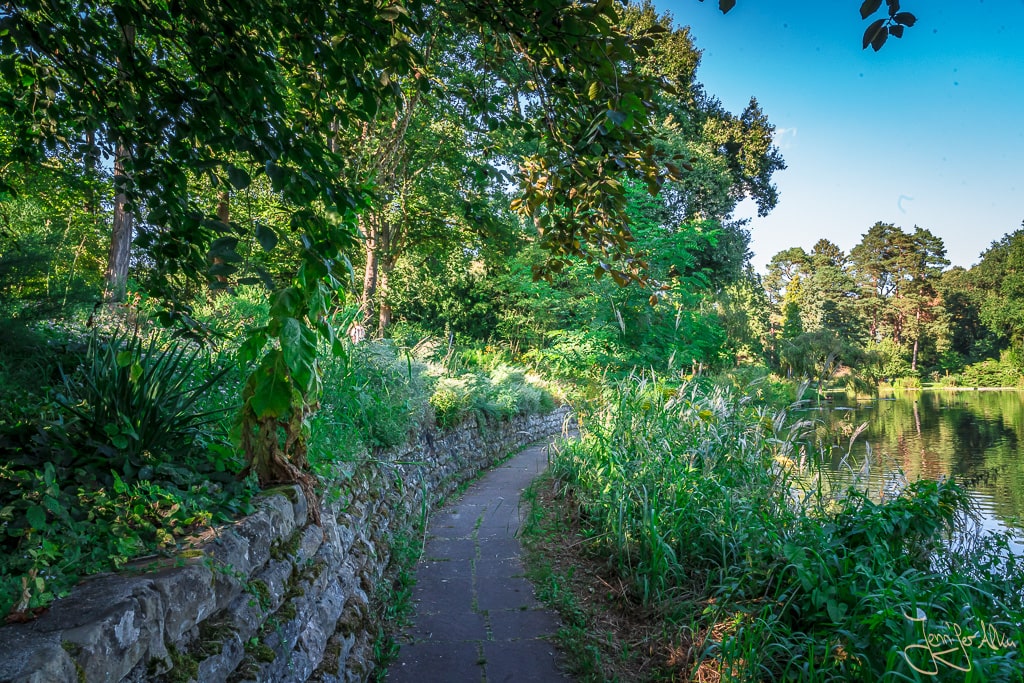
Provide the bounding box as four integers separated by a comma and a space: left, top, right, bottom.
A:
226, 657, 259, 683
276, 601, 297, 621
195, 618, 236, 659
270, 530, 303, 562
261, 484, 300, 504
165, 644, 200, 683
246, 639, 276, 664
247, 578, 271, 609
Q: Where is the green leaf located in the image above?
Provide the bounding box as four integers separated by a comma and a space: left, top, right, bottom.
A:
26, 504, 47, 529
227, 166, 251, 190
209, 236, 241, 262
859, 0, 883, 19
862, 18, 886, 50
587, 82, 601, 100
266, 162, 286, 188
718, 0, 736, 13
209, 262, 237, 277
255, 224, 278, 252
115, 350, 132, 368
280, 317, 318, 393
870, 23, 889, 51
826, 600, 848, 623
894, 11, 916, 26
888, 24, 904, 38
239, 329, 268, 365
249, 352, 293, 418
269, 287, 303, 320
606, 110, 626, 127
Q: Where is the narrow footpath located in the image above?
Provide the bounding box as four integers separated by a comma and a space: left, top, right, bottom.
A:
386, 437, 571, 682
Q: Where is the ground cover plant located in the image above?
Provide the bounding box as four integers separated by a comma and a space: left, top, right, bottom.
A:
543, 374, 1024, 681
0, 320, 255, 618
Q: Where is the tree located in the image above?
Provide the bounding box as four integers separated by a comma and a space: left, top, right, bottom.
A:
0, 0, 718, 491
849, 222, 947, 371
764, 246, 810, 333
807, 239, 861, 342
973, 227, 1024, 361
0, 0, 892, 491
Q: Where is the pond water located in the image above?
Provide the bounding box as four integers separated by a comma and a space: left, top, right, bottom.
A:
807, 389, 1024, 547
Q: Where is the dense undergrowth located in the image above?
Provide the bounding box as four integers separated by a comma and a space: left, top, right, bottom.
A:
0, 291, 557, 619
545, 375, 1024, 681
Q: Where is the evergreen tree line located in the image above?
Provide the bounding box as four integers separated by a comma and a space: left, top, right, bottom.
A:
758, 221, 1024, 387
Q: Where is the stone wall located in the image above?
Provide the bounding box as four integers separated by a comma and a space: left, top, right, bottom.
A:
0, 407, 573, 683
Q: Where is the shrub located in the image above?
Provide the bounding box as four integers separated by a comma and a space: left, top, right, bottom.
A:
429, 376, 475, 429
312, 341, 430, 461
958, 357, 1024, 388
0, 328, 252, 619
53, 331, 233, 477
892, 374, 923, 390
428, 365, 558, 429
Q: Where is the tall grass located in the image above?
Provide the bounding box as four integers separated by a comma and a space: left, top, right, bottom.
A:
551, 374, 1024, 681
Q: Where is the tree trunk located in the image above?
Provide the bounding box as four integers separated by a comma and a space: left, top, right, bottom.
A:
211, 190, 230, 292
83, 130, 98, 216
378, 257, 394, 333
104, 139, 133, 302
361, 219, 379, 325
103, 22, 135, 303
911, 309, 921, 371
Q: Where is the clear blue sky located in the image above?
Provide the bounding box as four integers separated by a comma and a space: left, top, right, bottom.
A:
654, 0, 1024, 274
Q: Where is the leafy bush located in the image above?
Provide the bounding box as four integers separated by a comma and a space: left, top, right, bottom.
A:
428, 365, 557, 429
892, 374, 923, 389
311, 341, 430, 463
0, 328, 253, 618
53, 331, 233, 476
429, 376, 476, 429
958, 356, 1024, 388
861, 338, 912, 383
189, 285, 271, 342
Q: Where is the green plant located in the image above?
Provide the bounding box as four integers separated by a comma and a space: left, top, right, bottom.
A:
547, 375, 1024, 680
0, 326, 255, 619
893, 374, 923, 389
428, 364, 557, 429
54, 330, 233, 477
958, 356, 1024, 388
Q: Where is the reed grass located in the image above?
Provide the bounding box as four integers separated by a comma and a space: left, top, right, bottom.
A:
550, 374, 1024, 681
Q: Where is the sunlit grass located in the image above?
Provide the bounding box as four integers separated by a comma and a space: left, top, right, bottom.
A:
548, 373, 1024, 681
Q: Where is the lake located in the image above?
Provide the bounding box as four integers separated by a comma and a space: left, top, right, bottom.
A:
807, 389, 1024, 547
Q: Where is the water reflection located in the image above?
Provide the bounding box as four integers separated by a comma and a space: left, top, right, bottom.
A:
806, 389, 1024, 549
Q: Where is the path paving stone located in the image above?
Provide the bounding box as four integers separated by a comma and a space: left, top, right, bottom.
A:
386, 438, 571, 682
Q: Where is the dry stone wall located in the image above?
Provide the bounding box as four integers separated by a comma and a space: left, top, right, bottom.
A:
0, 406, 573, 683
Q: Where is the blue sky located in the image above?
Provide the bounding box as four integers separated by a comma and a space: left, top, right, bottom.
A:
654, 0, 1024, 273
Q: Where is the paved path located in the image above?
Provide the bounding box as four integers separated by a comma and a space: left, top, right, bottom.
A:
386, 438, 570, 683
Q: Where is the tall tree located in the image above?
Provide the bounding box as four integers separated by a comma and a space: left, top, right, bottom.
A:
849, 222, 947, 370
972, 226, 1024, 361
